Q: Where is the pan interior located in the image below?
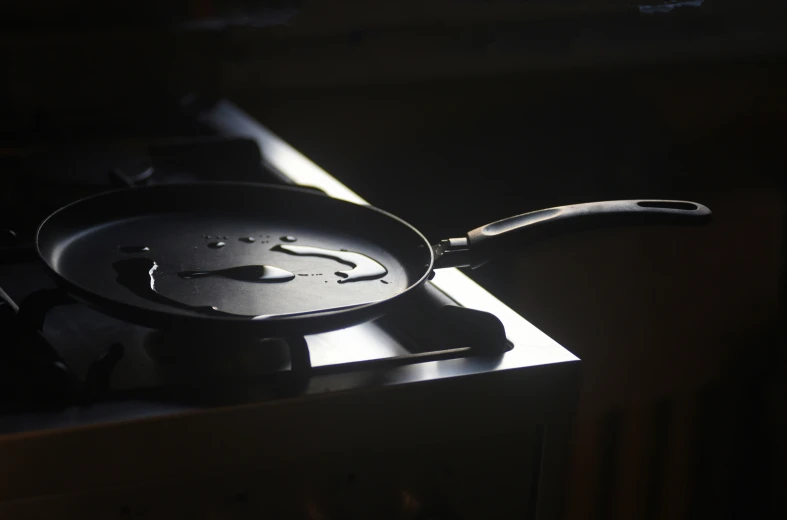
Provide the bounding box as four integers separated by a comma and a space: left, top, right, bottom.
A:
39, 184, 432, 322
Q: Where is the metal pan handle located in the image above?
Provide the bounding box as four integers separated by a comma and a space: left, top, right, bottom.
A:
433, 199, 712, 269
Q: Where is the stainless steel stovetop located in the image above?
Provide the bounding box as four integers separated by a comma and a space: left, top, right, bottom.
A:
0, 100, 579, 520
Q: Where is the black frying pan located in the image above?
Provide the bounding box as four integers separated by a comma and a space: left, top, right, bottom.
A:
36, 183, 711, 337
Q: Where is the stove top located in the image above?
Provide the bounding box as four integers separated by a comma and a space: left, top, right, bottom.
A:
0, 98, 579, 519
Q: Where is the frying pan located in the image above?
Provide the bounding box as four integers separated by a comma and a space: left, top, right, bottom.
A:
36, 183, 711, 338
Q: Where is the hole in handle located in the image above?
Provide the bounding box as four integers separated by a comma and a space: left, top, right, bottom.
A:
637, 201, 698, 211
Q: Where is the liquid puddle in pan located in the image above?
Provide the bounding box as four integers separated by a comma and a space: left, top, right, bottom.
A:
272, 244, 387, 283
113, 258, 254, 317
119, 246, 150, 253
178, 265, 295, 283
280, 235, 297, 243
113, 259, 374, 320
239, 236, 256, 243
113, 239, 389, 318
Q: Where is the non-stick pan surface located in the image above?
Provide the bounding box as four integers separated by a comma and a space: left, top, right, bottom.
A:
37, 183, 433, 337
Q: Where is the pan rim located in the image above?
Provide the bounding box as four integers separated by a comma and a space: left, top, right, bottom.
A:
35, 181, 436, 334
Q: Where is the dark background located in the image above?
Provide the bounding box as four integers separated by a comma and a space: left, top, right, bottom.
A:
3, 0, 785, 518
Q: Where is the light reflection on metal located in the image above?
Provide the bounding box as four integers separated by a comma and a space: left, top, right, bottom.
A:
430, 269, 577, 367
307, 323, 410, 367
206, 101, 368, 205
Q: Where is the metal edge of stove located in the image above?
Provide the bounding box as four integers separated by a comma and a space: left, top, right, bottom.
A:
203, 99, 580, 374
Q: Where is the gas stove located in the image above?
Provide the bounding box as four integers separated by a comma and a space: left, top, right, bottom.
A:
0, 99, 579, 519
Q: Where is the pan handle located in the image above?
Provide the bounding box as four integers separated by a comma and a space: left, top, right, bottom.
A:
433, 200, 711, 269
